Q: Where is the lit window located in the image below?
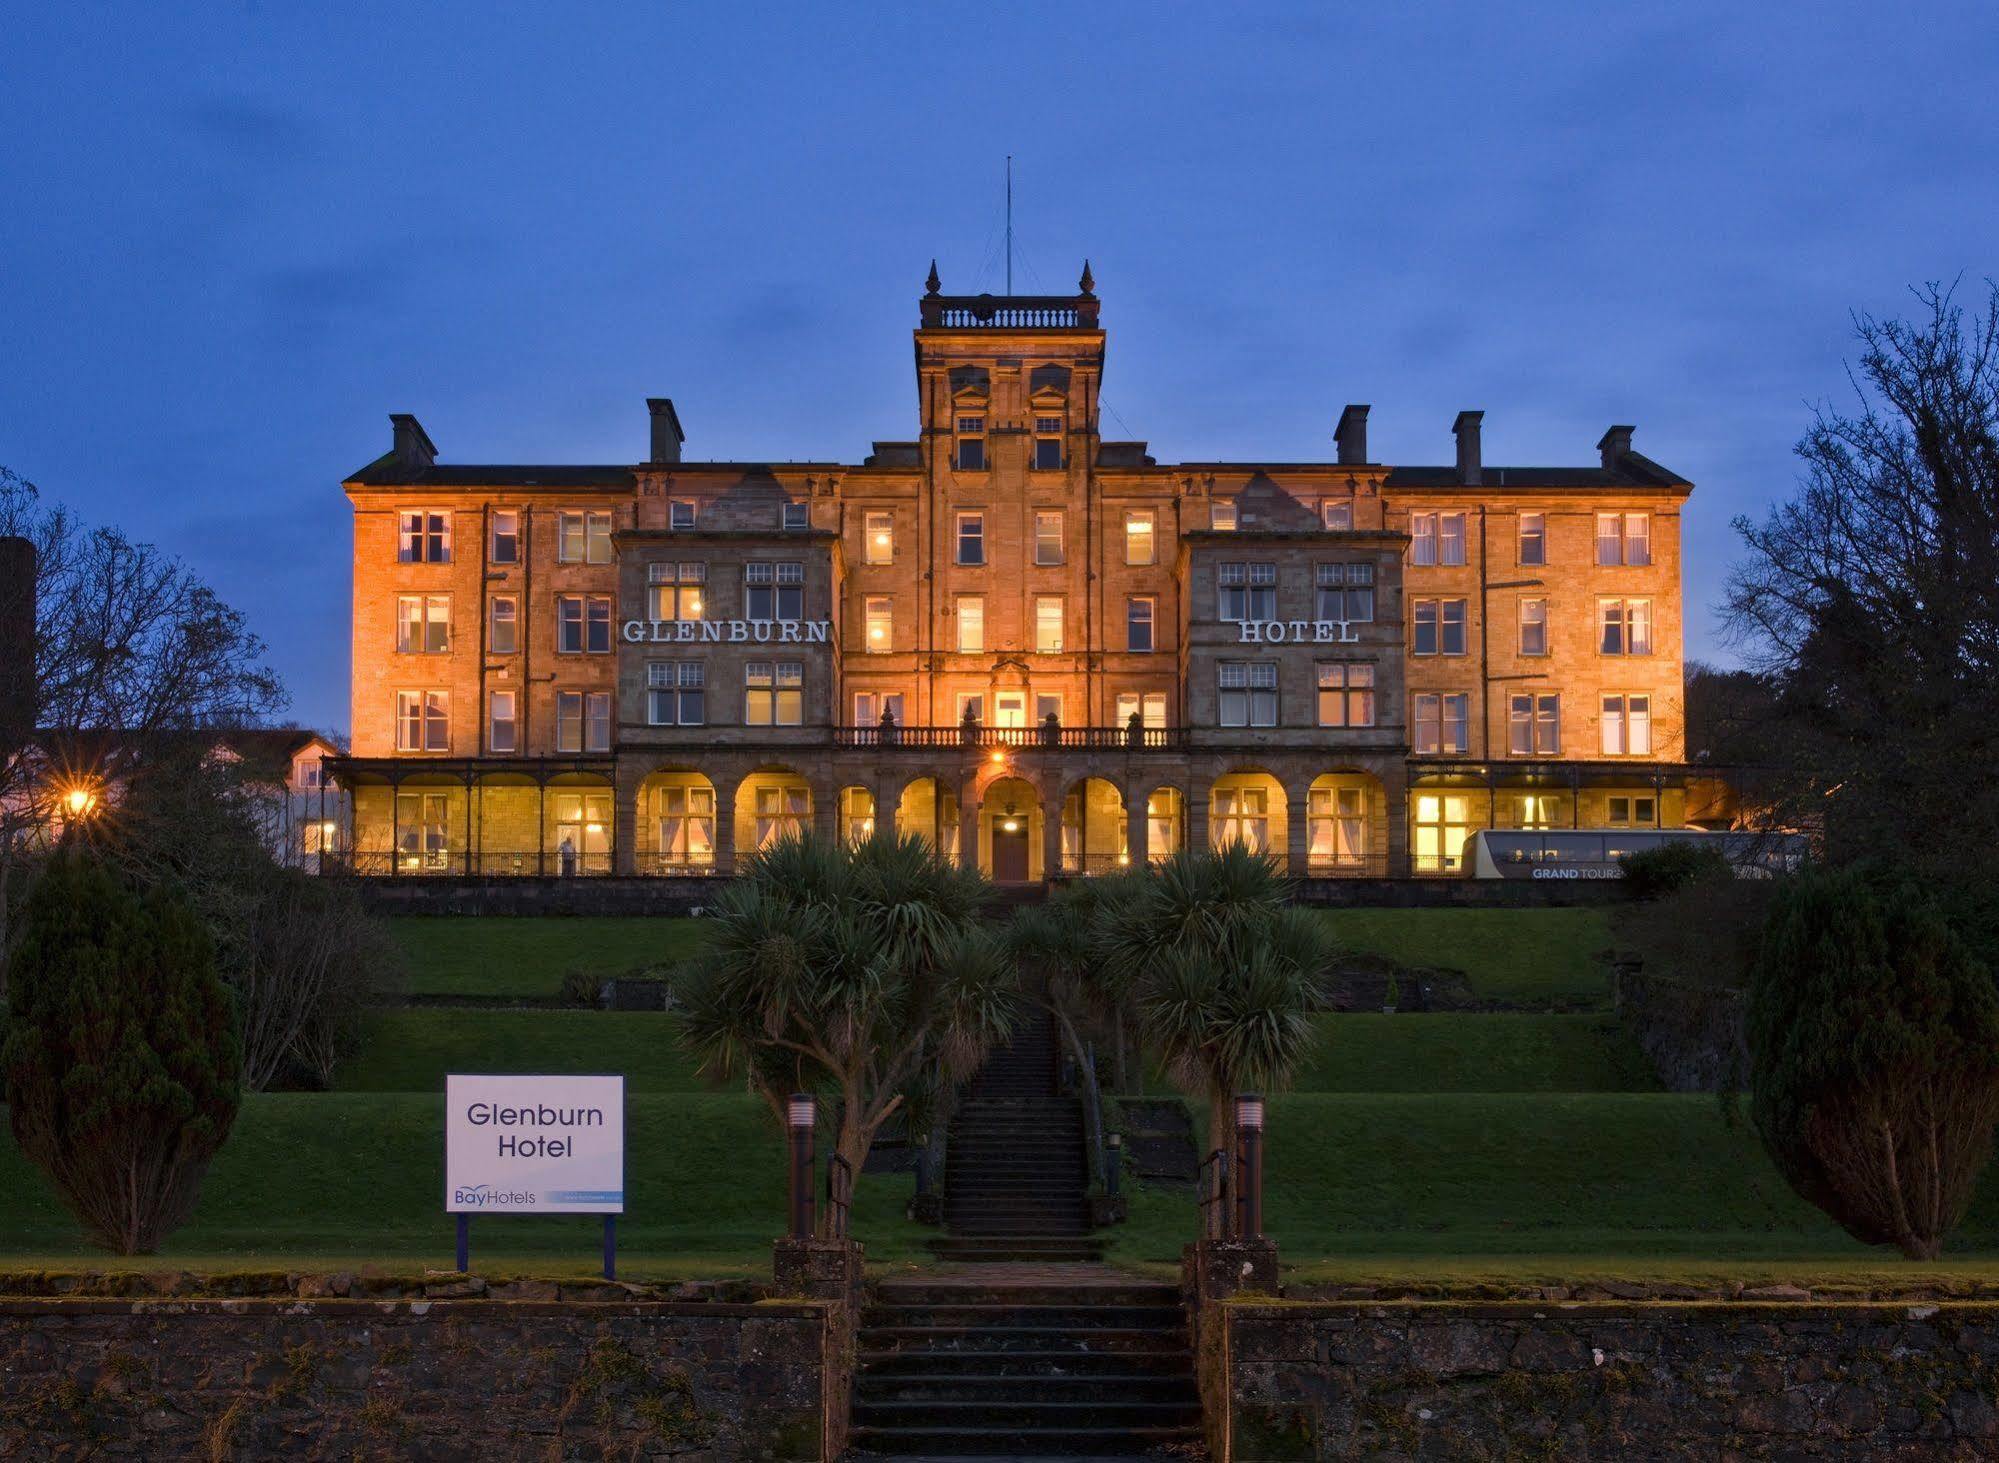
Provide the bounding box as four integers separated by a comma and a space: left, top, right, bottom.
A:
1212, 785, 1268, 851
864, 511, 893, 565
1412, 511, 1467, 566
489, 691, 517, 753
558, 511, 614, 564
554, 690, 609, 752
853, 692, 905, 726
395, 594, 450, 654
489, 596, 519, 654
656, 785, 716, 868
956, 596, 984, 653
1218, 662, 1277, 727
1316, 663, 1375, 728
1127, 597, 1155, 653
1601, 695, 1653, 756
1308, 785, 1368, 868
1124, 510, 1156, 565
1116, 692, 1168, 730
1211, 500, 1237, 531
669, 500, 696, 531
394, 690, 449, 752
956, 512, 985, 565
1519, 598, 1547, 656
1413, 693, 1470, 755
954, 691, 984, 724
647, 661, 704, 725
1411, 512, 1435, 565
556, 595, 614, 653
1314, 562, 1375, 623
1599, 599, 1653, 656
865, 596, 892, 652
1034, 416, 1064, 470
1518, 512, 1545, 566
1034, 511, 1065, 565
1414, 793, 1476, 872
781, 501, 808, 531
1322, 499, 1354, 530
956, 416, 986, 471
1597, 512, 1651, 566
1035, 597, 1064, 653
1508, 693, 1561, 755
647, 562, 705, 621
490, 510, 520, 565
397, 511, 451, 564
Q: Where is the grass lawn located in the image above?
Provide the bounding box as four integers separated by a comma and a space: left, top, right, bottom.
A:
1322, 907, 1614, 1007
335, 1011, 711, 1094
0, 1093, 929, 1279
389, 916, 709, 999
1105, 1093, 1999, 1278
1292, 1013, 1658, 1093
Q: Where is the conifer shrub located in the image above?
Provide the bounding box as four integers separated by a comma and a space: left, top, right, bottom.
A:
1746, 868, 1999, 1260
1, 846, 242, 1253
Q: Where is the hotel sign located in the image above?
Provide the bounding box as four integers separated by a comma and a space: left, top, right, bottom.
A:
1236, 620, 1362, 644
446, 1074, 625, 1214
623, 619, 831, 645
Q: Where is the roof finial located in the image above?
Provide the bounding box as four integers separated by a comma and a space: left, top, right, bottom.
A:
1079, 259, 1095, 296
925, 259, 941, 296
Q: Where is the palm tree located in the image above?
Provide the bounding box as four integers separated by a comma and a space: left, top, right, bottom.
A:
676, 829, 1019, 1234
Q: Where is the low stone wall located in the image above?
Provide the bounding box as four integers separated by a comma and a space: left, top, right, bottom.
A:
1220, 1299, 1999, 1459
0, 1294, 833, 1460
1294, 876, 1627, 908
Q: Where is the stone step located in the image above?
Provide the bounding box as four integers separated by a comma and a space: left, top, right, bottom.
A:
858, 1348, 1195, 1379
862, 1303, 1186, 1330
858, 1325, 1188, 1356
856, 1372, 1196, 1404
872, 1281, 1181, 1307
846, 1423, 1202, 1456
853, 1399, 1203, 1429
926, 1239, 1107, 1262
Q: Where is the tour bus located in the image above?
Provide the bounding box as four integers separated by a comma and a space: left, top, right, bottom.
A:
1463, 828, 1809, 881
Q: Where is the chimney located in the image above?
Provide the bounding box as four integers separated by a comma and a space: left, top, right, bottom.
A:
1335, 404, 1371, 465
1453, 410, 1483, 485
390, 413, 436, 469
648, 398, 686, 464
0, 536, 35, 760
1597, 424, 1635, 468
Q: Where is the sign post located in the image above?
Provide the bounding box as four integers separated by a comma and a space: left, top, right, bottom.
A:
446, 1074, 626, 1278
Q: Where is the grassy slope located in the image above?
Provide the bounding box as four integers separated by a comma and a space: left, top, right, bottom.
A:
389, 916, 709, 999
336, 1011, 708, 1094
0, 1093, 928, 1278
1323, 906, 1613, 1006
1292, 1014, 1658, 1093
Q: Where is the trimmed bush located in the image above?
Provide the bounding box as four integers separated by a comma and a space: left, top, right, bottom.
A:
1746, 869, 1999, 1260
1, 847, 242, 1253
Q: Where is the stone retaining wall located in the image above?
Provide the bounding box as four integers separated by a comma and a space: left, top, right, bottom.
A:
1219, 1299, 1999, 1459
0, 1295, 832, 1460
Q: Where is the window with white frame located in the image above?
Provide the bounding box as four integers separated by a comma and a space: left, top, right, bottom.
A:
1606, 793, 1658, 826
1410, 511, 1467, 567
1034, 415, 1064, 470
956, 595, 984, 653
744, 562, 804, 621
657, 785, 715, 867
863, 511, 893, 564
1599, 598, 1653, 655
1413, 793, 1476, 872
1316, 663, 1375, 727
1508, 693, 1561, 755
1116, 692, 1168, 729
1035, 596, 1064, 653
853, 691, 905, 726
954, 691, 983, 723
1518, 511, 1546, 566
669, 499, 696, 530
755, 784, 809, 848
1218, 661, 1278, 727
489, 596, 518, 654
864, 596, 892, 652
1314, 562, 1375, 622
1127, 596, 1156, 652
1034, 510, 1065, 565
1596, 512, 1651, 566
1308, 786, 1367, 867
558, 510, 614, 564
646, 661, 704, 725
488, 690, 518, 752
1211, 499, 1237, 531
1412, 598, 1468, 655
955, 416, 986, 471
556, 594, 614, 653
647, 562, 705, 621
1413, 692, 1470, 755
1035, 692, 1062, 725
1124, 510, 1156, 565
395, 594, 450, 654
1217, 563, 1276, 622
955, 511, 985, 565
397, 510, 450, 563
1213, 785, 1268, 850
395, 690, 449, 752
1519, 598, 1548, 656
744, 662, 803, 726
1512, 794, 1561, 830
554, 690, 612, 752
1600, 694, 1653, 756
1322, 499, 1354, 530
489, 509, 520, 565
394, 791, 450, 869
781, 501, 808, 531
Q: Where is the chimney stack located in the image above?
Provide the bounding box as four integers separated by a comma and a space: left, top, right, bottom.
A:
1597, 424, 1635, 468
648, 399, 686, 464
1453, 410, 1483, 485
1335, 404, 1371, 465
390, 413, 437, 470
0, 536, 35, 760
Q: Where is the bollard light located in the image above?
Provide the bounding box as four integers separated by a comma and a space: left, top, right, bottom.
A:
787, 1093, 816, 1240
1235, 1093, 1265, 1132
1106, 1132, 1123, 1198
788, 1093, 817, 1130
1234, 1092, 1265, 1241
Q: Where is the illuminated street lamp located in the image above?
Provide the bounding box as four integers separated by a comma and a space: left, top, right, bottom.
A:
58, 778, 102, 821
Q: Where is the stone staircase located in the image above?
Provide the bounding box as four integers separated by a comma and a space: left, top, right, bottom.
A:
848, 1273, 1202, 1456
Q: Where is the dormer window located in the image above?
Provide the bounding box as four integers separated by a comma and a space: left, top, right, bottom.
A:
1034, 415, 1064, 470
1322, 499, 1353, 531
1211, 500, 1238, 531
669, 500, 696, 531
781, 501, 808, 531
955, 416, 986, 471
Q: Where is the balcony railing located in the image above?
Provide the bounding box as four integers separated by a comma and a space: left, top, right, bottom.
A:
835, 724, 1181, 751
919, 293, 1100, 330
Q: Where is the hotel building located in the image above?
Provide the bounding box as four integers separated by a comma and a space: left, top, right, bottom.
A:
334, 266, 1696, 882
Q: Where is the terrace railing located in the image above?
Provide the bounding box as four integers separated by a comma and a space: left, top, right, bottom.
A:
835, 724, 1182, 751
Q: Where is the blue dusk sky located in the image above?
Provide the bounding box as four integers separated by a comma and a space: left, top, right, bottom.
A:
4, 3, 1996, 734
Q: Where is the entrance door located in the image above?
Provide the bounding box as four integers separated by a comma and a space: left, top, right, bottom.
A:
994, 692, 1028, 729
992, 822, 1030, 882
